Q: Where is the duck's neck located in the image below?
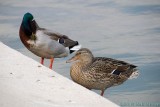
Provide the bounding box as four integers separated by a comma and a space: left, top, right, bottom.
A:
19, 20, 39, 48
21, 19, 39, 37
21, 19, 32, 36
70, 58, 93, 84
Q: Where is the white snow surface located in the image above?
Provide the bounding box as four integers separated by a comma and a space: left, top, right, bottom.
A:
0, 42, 118, 107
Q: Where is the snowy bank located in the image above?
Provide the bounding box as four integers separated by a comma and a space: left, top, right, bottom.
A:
0, 42, 119, 107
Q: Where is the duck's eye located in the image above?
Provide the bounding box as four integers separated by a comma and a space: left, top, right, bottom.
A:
76, 52, 81, 55
58, 38, 65, 44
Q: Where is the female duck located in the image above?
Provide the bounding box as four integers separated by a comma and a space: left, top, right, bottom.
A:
19, 12, 81, 69
67, 48, 139, 96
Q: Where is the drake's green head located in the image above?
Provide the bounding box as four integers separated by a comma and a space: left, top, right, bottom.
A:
22, 12, 34, 36
23, 12, 34, 21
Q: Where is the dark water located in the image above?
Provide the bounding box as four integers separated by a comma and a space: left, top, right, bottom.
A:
0, 0, 160, 106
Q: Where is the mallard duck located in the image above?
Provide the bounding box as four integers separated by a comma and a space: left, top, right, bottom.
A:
66, 48, 139, 96
19, 12, 81, 69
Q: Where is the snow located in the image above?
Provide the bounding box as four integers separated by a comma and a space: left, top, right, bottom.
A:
0, 42, 119, 107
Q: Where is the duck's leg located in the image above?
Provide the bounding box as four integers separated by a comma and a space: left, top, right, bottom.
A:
41, 57, 44, 65
49, 58, 54, 69
100, 90, 104, 96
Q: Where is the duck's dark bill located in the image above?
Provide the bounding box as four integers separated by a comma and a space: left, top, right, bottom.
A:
66, 56, 76, 63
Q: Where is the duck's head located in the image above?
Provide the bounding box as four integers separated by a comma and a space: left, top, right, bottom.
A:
66, 48, 93, 63
21, 12, 38, 36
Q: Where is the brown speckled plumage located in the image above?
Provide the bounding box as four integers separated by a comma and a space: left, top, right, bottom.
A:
67, 48, 139, 96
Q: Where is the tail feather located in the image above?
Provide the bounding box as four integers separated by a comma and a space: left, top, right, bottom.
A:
128, 69, 139, 79
69, 44, 81, 53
